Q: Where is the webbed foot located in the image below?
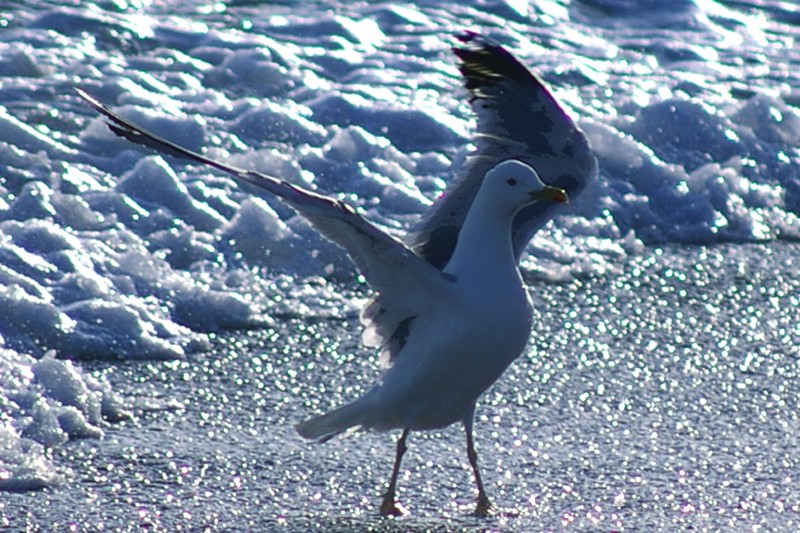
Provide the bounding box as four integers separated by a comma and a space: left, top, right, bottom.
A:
472, 494, 492, 517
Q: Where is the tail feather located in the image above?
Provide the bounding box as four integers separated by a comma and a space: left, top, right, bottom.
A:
295, 398, 370, 441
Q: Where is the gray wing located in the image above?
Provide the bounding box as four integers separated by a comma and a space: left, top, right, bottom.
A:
406, 31, 598, 269
77, 89, 453, 356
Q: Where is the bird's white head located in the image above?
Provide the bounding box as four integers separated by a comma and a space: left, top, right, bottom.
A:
480, 160, 569, 214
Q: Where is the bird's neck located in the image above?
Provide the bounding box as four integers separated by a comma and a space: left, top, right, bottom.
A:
444, 201, 519, 283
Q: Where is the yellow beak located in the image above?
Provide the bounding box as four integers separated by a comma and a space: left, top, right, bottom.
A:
531, 185, 569, 204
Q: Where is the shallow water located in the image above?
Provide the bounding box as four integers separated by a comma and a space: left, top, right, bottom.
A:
3, 242, 799, 531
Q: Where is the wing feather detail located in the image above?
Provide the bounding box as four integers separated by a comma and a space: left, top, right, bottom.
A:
407, 32, 598, 268
77, 89, 452, 361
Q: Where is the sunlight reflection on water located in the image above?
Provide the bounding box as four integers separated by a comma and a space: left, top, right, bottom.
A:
4, 243, 800, 531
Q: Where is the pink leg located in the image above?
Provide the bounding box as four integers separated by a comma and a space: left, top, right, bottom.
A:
379, 427, 410, 516
465, 413, 492, 516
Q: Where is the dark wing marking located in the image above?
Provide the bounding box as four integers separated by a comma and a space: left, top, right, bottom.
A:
406, 31, 598, 268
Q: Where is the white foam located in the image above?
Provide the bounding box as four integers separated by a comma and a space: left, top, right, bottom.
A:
0, 349, 129, 490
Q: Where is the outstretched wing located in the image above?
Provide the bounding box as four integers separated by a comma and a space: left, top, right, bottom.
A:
407, 31, 598, 268
77, 89, 453, 356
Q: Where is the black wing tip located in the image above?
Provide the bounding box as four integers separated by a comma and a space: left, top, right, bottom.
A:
75, 87, 206, 163
454, 30, 482, 44
452, 30, 499, 61
453, 30, 509, 55
452, 31, 533, 88
74, 87, 129, 131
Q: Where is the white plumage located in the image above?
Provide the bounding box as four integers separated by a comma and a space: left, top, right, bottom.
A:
296, 160, 564, 438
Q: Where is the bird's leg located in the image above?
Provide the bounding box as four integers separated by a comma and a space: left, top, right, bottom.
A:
464, 412, 492, 516
379, 427, 410, 517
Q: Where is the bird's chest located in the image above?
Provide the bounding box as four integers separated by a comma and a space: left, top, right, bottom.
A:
454, 279, 533, 362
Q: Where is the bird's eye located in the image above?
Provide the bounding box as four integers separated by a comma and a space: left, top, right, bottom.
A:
507, 178, 517, 186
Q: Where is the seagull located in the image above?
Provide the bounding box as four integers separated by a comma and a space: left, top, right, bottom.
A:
78, 31, 596, 516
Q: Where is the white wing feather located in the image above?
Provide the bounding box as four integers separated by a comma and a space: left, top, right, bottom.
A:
77, 88, 453, 357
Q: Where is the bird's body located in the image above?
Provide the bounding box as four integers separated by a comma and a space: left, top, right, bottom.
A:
375, 274, 532, 432
297, 161, 537, 438
79, 31, 596, 516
